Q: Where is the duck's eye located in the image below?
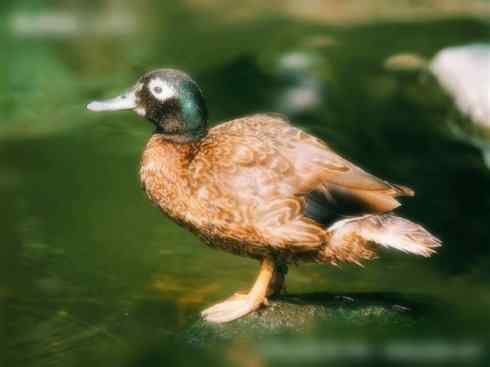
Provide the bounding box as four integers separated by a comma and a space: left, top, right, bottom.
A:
148, 79, 175, 101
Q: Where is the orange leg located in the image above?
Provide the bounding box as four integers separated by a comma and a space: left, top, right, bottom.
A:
201, 258, 274, 323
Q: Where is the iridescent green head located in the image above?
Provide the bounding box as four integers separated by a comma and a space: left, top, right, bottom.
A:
87, 69, 208, 143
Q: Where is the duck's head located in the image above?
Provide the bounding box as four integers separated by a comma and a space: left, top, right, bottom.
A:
87, 69, 208, 143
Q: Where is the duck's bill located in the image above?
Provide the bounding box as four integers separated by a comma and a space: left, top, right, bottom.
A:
86, 87, 139, 112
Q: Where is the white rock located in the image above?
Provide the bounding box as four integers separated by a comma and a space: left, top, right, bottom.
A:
430, 44, 490, 128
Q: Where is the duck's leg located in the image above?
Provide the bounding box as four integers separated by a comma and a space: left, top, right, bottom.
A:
201, 258, 274, 323
267, 262, 288, 297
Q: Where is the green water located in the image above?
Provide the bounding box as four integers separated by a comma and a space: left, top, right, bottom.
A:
1, 1, 490, 366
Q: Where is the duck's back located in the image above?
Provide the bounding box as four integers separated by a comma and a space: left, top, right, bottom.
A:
205, 114, 413, 216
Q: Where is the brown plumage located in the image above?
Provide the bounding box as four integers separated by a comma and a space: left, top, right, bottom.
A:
140, 114, 418, 263
88, 69, 441, 323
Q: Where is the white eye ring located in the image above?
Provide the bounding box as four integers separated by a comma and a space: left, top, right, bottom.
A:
148, 78, 175, 102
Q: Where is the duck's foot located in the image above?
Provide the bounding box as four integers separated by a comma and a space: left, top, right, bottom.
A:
201, 258, 274, 323
201, 293, 267, 323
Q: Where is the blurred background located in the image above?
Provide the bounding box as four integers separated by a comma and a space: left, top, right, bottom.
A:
1, 1, 490, 366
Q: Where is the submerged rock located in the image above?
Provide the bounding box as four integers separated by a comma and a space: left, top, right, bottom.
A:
183, 293, 421, 346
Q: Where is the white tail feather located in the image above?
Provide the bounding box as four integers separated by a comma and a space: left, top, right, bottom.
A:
328, 214, 441, 257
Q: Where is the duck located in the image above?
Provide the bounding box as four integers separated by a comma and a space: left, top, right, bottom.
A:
87, 69, 441, 323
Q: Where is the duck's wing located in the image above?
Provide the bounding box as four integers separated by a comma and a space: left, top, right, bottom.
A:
189, 126, 329, 251
223, 114, 414, 215
189, 115, 413, 251
283, 130, 414, 226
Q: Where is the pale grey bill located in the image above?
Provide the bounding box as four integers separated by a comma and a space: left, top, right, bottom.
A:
87, 90, 138, 112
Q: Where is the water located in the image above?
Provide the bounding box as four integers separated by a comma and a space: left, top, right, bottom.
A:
1, 1, 490, 366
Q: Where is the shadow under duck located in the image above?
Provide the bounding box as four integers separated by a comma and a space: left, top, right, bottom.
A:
87, 69, 441, 323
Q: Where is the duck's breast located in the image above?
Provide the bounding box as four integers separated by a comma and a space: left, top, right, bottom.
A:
139, 135, 194, 220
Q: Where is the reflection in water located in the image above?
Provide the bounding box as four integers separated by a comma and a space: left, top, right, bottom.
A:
184, 0, 490, 24
8, 0, 138, 39
9, 11, 138, 38
273, 51, 327, 116
7, 304, 123, 367
259, 338, 485, 364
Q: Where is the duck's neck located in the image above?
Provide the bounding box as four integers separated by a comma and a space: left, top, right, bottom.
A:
154, 124, 208, 144
143, 132, 202, 170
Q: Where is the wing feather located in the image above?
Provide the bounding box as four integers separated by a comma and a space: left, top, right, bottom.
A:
193, 115, 414, 250
236, 114, 414, 213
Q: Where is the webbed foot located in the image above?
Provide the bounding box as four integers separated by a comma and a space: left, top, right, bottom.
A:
201, 293, 266, 323
201, 258, 275, 323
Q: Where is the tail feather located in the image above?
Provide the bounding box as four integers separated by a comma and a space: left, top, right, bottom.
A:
357, 215, 441, 257
393, 184, 415, 197
326, 214, 441, 263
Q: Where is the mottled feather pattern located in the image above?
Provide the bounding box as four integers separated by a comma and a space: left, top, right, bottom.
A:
140, 114, 439, 264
